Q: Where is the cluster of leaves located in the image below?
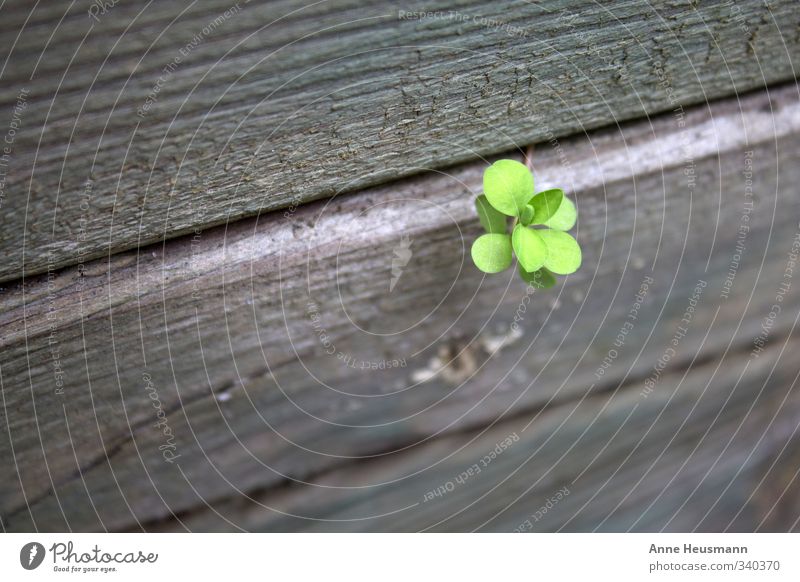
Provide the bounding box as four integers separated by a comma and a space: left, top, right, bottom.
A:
471, 159, 581, 288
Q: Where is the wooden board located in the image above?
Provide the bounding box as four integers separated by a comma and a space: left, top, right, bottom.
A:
1, 0, 799, 282
2, 84, 799, 531
147, 333, 800, 532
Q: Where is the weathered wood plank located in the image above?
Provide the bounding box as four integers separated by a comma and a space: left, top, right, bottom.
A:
145, 334, 800, 532
1, 84, 799, 531
1, 0, 798, 282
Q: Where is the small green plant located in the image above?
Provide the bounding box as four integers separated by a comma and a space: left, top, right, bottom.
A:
471, 159, 581, 288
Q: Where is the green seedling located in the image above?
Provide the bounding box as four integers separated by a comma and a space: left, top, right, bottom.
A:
471, 159, 581, 288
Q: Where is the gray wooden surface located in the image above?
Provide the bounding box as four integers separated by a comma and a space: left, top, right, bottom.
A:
1, 0, 799, 282
2, 83, 799, 531
150, 334, 800, 532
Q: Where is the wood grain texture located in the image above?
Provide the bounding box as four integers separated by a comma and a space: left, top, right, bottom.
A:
146, 334, 800, 532
1, 0, 799, 282
1, 84, 799, 531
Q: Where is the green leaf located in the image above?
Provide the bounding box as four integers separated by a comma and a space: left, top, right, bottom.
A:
520, 204, 535, 226
511, 224, 547, 273
519, 265, 558, 289
539, 229, 582, 275
471, 233, 512, 273
483, 159, 533, 217
530, 188, 564, 224
475, 195, 507, 234
542, 196, 577, 231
